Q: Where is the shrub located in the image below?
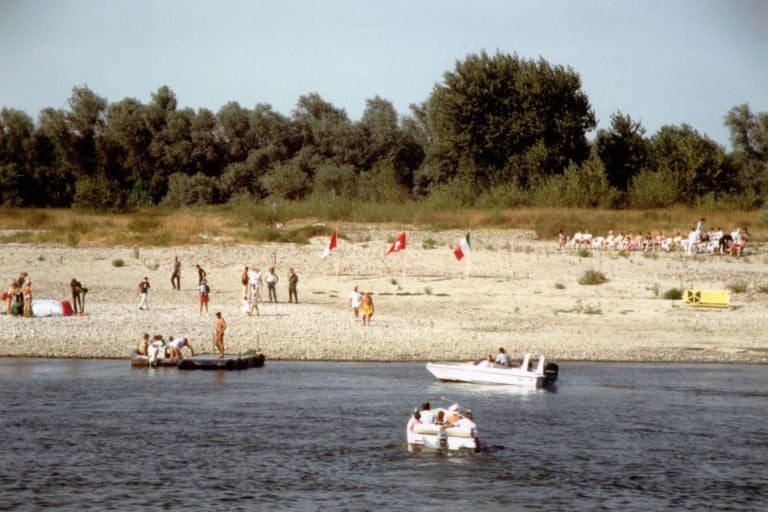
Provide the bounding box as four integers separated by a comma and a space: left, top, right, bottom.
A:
112, 258, 125, 268
726, 281, 748, 294
554, 282, 566, 289
424, 286, 433, 295
577, 249, 590, 258
756, 284, 768, 294
74, 174, 129, 212
578, 269, 607, 285
662, 288, 683, 300
628, 169, 679, 208
422, 238, 437, 249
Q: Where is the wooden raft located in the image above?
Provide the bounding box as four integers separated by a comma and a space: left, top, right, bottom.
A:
131, 353, 266, 370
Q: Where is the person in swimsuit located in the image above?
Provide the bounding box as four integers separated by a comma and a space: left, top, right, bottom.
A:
214, 312, 227, 357
137, 333, 150, 355
361, 292, 374, 326
22, 281, 32, 317
199, 279, 210, 315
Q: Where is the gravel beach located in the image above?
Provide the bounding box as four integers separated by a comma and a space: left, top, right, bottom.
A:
2, 227, 767, 364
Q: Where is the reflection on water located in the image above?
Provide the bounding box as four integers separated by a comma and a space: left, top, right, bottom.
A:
0, 359, 766, 510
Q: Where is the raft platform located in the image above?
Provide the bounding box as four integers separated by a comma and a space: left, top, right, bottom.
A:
131, 353, 266, 370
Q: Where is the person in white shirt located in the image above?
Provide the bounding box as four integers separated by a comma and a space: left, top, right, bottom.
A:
349, 286, 362, 318
686, 228, 699, 256
419, 402, 436, 424
248, 267, 262, 303
265, 267, 279, 303
168, 336, 194, 358
495, 347, 510, 366
452, 412, 478, 437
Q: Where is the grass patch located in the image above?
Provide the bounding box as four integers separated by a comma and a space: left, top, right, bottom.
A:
422, 238, 437, 249
578, 269, 607, 285
756, 284, 768, 294
555, 302, 602, 315
726, 281, 748, 294
242, 225, 330, 245
111, 258, 125, 268
662, 288, 683, 300
577, 249, 590, 258
554, 282, 566, 289
434, 292, 449, 297
127, 217, 161, 232
424, 286, 433, 295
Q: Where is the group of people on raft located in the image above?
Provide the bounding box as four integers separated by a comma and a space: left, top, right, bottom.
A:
407, 402, 478, 434
136, 333, 194, 359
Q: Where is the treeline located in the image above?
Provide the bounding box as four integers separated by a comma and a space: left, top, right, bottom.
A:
0, 50, 766, 212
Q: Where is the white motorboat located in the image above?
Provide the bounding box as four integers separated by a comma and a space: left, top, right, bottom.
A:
406, 406, 479, 452
426, 353, 558, 388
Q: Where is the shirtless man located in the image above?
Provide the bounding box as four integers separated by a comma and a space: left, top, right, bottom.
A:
214, 312, 227, 357
137, 333, 150, 355
196, 264, 207, 286
171, 256, 181, 290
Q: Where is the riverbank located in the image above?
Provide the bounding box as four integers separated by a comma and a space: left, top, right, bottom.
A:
2, 227, 767, 363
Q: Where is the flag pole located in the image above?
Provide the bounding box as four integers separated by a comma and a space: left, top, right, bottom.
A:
465, 230, 471, 281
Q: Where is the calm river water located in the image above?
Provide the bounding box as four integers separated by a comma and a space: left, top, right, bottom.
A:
0, 359, 766, 511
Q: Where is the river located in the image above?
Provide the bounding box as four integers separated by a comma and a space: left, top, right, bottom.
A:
0, 359, 766, 510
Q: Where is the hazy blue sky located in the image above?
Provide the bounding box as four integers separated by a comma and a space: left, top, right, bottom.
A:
1, 0, 766, 148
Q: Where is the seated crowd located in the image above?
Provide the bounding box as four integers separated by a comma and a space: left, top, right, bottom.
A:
559, 221, 750, 256
137, 333, 194, 359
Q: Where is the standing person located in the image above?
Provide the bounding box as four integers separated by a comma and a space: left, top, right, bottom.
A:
287, 268, 298, 304
138, 277, 150, 311
349, 286, 362, 318
22, 281, 32, 317
198, 279, 210, 316
241, 266, 250, 301
266, 267, 279, 303
196, 265, 207, 286
70, 278, 83, 313
214, 312, 227, 357
171, 256, 181, 290
4, 282, 17, 315
696, 218, 706, 238
361, 292, 374, 326
248, 266, 262, 303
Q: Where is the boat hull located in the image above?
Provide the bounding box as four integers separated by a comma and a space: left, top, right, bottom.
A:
407, 424, 478, 452
426, 362, 546, 388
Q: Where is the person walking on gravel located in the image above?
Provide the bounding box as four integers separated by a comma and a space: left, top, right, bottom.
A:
138, 277, 150, 311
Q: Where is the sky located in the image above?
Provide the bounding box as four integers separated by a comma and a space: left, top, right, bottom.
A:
0, 0, 766, 149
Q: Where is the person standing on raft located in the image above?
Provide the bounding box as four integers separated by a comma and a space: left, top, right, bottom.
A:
214, 312, 227, 357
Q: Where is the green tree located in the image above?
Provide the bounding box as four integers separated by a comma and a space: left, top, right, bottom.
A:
724, 104, 768, 200
425, 51, 595, 189
649, 125, 730, 204
595, 112, 650, 192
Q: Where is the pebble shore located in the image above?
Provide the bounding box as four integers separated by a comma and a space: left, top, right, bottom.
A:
2, 228, 767, 364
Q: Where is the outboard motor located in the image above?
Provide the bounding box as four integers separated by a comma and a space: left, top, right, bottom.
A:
544, 362, 559, 386
437, 430, 448, 448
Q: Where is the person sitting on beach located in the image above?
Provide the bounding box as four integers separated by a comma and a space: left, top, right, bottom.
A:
495, 347, 510, 366
168, 336, 194, 358
137, 333, 150, 355
407, 411, 422, 432
420, 402, 436, 424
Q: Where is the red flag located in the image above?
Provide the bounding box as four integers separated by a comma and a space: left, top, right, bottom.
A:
385, 231, 407, 255
321, 228, 337, 259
